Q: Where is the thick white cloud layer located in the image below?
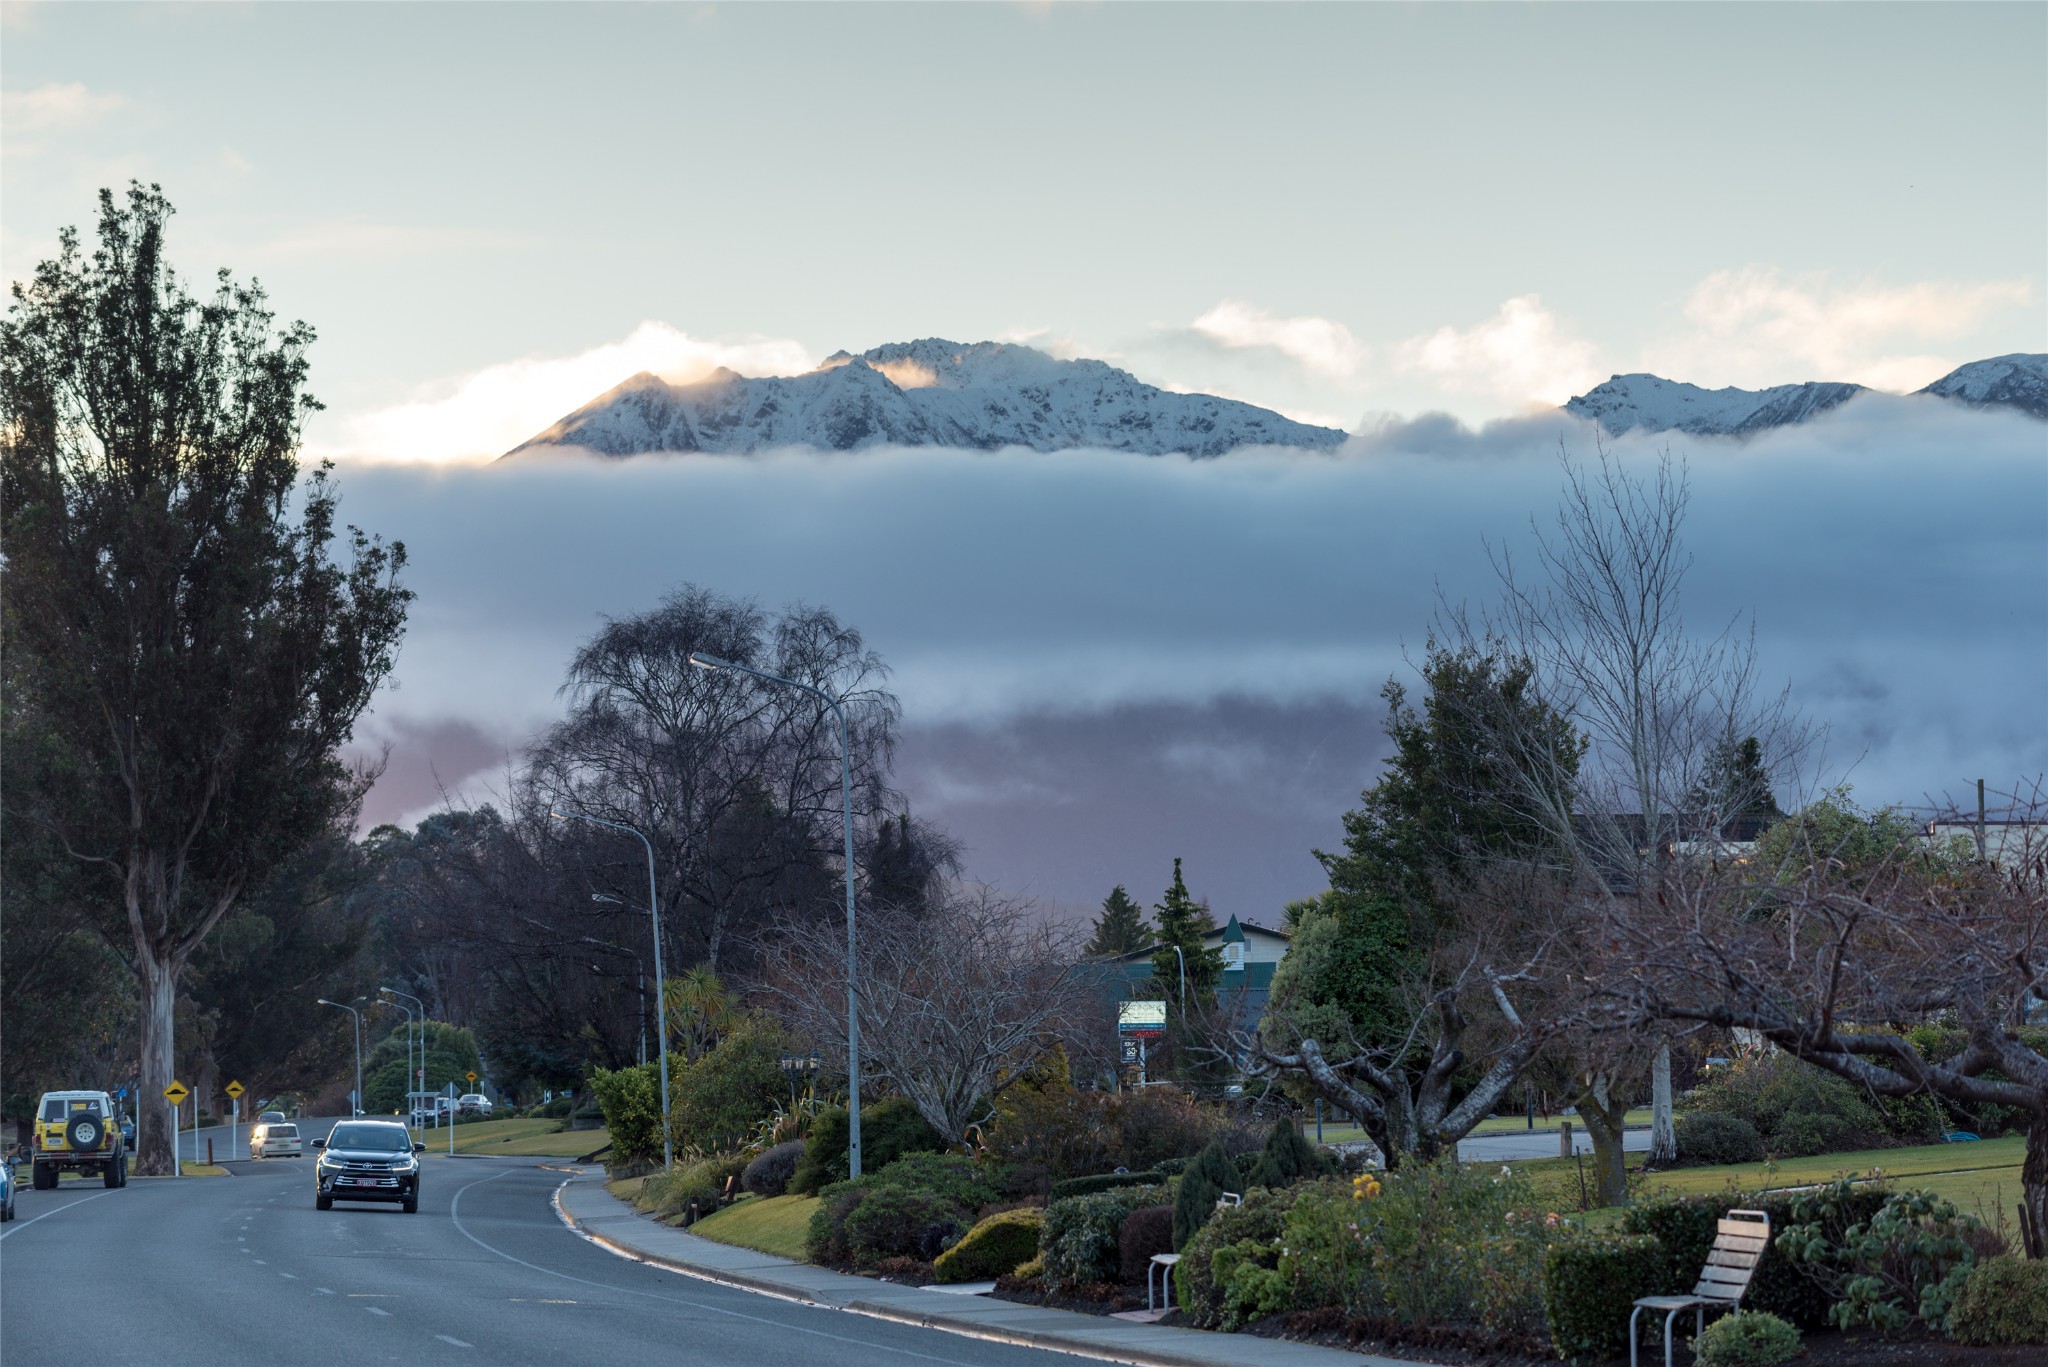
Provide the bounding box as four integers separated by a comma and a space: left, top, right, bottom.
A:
336, 397, 2045, 910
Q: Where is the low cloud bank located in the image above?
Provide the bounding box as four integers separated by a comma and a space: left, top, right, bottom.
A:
337, 401, 2046, 909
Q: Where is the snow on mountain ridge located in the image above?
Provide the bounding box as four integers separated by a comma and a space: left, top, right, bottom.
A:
1913, 353, 2048, 419
505, 338, 1349, 459
1565, 374, 1870, 437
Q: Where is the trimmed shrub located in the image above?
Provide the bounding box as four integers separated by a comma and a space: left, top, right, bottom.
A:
805, 1152, 1001, 1268
1541, 1233, 1666, 1364
1948, 1254, 2048, 1345
1040, 1183, 1170, 1293
842, 1187, 964, 1268
1175, 1187, 1290, 1329
1676, 1112, 1764, 1166
1173, 1141, 1239, 1249
1622, 1183, 1889, 1330
1678, 1053, 1899, 1157
791, 1097, 946, 1196
934, 1207, 1045, 1284
1692, 1310, 1800, 1367
1051, 1170, 1158, 1201
1249, 1115, 1320, 1190
742, 1140, 805, 1197
1117, 1204, 1176, 1284
1778, 1184, 1988, 1333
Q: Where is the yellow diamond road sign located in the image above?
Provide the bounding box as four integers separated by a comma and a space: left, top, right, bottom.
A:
225, 1080, 244, 1100
163, 1080, 190, 1105
465, 1071, 478, 1084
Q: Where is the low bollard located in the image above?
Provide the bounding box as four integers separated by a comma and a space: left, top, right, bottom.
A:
207, 1138, 215, 1165
1559, 1119, 1573, 1158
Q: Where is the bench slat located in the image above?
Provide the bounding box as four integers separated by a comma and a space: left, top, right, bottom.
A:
1718, 1217, 1770, 1236
1697, 1266, 1751, 1289
1706, 1249, 1762, 1269
1713, 1234, 1769, 1255
1690, 1282, 1745, 1302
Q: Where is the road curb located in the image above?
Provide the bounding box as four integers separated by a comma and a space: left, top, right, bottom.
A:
550, 1175, 1412, 1367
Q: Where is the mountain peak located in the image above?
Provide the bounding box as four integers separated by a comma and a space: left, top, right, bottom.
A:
1565, 373, 1868, 437
504, 339, 1348, 459
1914, 353, 2048, 418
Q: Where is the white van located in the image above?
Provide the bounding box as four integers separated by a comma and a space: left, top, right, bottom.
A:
250, 1122, 302, 1159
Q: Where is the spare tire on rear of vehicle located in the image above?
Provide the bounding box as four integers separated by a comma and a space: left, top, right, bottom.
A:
67, 1115, 104, 1152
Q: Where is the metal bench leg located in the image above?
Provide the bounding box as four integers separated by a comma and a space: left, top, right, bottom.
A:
1630, 1305, 1644, 1367
1664, 1307, 1680, 1367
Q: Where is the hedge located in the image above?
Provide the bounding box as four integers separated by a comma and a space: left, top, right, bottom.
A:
934, 1207, 1045, 1284
1541, 1233, 1667, 1364
1621, 1186, 1889, 1330
790, 1098, 945, 1196
1041, 1184, 1170, 1292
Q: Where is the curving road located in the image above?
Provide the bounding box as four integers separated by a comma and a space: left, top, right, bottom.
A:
1, 1147, 1072, 1367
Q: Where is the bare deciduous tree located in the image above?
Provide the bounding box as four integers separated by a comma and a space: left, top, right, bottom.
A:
751, 886, 1095, 1144
1587, 790, 2048, 1254
1438, 447, 1813, 1163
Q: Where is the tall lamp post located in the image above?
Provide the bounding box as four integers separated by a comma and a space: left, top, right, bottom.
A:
379, 988, 425, 1127
689, 651, 864, 1178
552, 808, 672, 1170
318, 998, 364, 1116
589, 895, 651, 1066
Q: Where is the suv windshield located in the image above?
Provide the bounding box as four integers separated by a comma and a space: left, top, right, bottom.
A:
326, 1124, 410, 1152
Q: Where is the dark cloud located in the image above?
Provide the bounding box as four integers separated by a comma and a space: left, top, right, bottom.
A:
331, 399, 2047, 908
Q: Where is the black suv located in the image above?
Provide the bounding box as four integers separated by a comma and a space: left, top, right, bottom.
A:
312, 1121, 426, 1213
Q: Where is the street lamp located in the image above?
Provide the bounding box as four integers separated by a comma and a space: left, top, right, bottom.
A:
379, 988, 424, 1128
552, 808, 672, 1170
318, 998, 364, 1116
689, 650, 864, 1178
588, 895, 650, 1067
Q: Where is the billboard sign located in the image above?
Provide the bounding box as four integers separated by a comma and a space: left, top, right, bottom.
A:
1117, 1000, 1167, 1039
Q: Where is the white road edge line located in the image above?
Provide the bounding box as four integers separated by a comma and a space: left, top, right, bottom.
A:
449, 1170, 984, 1365
544, 1179, 1112, 1367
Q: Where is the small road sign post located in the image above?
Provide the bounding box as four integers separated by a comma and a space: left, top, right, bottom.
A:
225, 1080, 243, 1156
465, 1071, 478, 1085
164, 1080, 190, 1175
446, 1082, 458, 1155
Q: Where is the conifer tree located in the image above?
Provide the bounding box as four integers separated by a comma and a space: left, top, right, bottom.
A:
1084, 884, 1150, 957
1150, 859, 1223, 1009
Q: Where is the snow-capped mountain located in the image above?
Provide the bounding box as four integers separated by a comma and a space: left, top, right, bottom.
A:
1565, 354, 2048, 436
1913, 353, 2048, 420
504, 339, 1349, 459
1564, 375, 1870, 437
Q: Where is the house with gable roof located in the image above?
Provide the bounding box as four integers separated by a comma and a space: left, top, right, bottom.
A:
1100, 914, 1293, 1027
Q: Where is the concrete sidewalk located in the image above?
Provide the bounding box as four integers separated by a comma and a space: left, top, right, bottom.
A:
553, 1173, 1441, 1367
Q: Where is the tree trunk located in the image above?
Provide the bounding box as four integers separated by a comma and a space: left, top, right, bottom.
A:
133, 955, 178, 1176
2023, 1110, 2048, 1260
1575, 1077, 1632, 1208
1648, 1045, 1677, 1167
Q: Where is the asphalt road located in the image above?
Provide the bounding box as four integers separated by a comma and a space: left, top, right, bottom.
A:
0, 1152, 1073, 1367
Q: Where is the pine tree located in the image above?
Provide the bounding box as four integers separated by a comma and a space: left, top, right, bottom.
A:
1250, 1114, 1320, 1190
1150, 859, 1224, 1009
1172, 1140, 1240, 1249
1085, 884, 1150, 957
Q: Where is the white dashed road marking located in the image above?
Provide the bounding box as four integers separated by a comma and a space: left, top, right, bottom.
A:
435, 1336, 473, 1349
366, 1307, 393, 1318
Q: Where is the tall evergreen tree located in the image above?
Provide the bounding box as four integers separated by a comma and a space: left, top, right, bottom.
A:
1150, 859, 1224, 1010
1084, 884, 1150, 957
1, 185, 411, 1174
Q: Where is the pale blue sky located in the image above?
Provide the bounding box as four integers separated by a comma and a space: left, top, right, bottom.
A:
5, 2, 2043, 457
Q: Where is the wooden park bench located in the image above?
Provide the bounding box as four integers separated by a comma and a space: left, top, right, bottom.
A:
1629, 1209, 1770, 1367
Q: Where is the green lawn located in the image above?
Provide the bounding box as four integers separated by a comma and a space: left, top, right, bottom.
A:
687, 1194, 817, 1260
1503, 1134, 2026, 1229
446, 1118, 610, 1157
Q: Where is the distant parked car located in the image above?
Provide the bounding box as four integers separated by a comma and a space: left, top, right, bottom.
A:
257, 1110, 287, 1127
250, 1122, 302, 1159
457, 1094, 492, 1118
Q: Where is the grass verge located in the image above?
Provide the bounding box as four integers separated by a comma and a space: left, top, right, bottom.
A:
447, 1118, 610, 1157
687, 1193, 817, 1260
